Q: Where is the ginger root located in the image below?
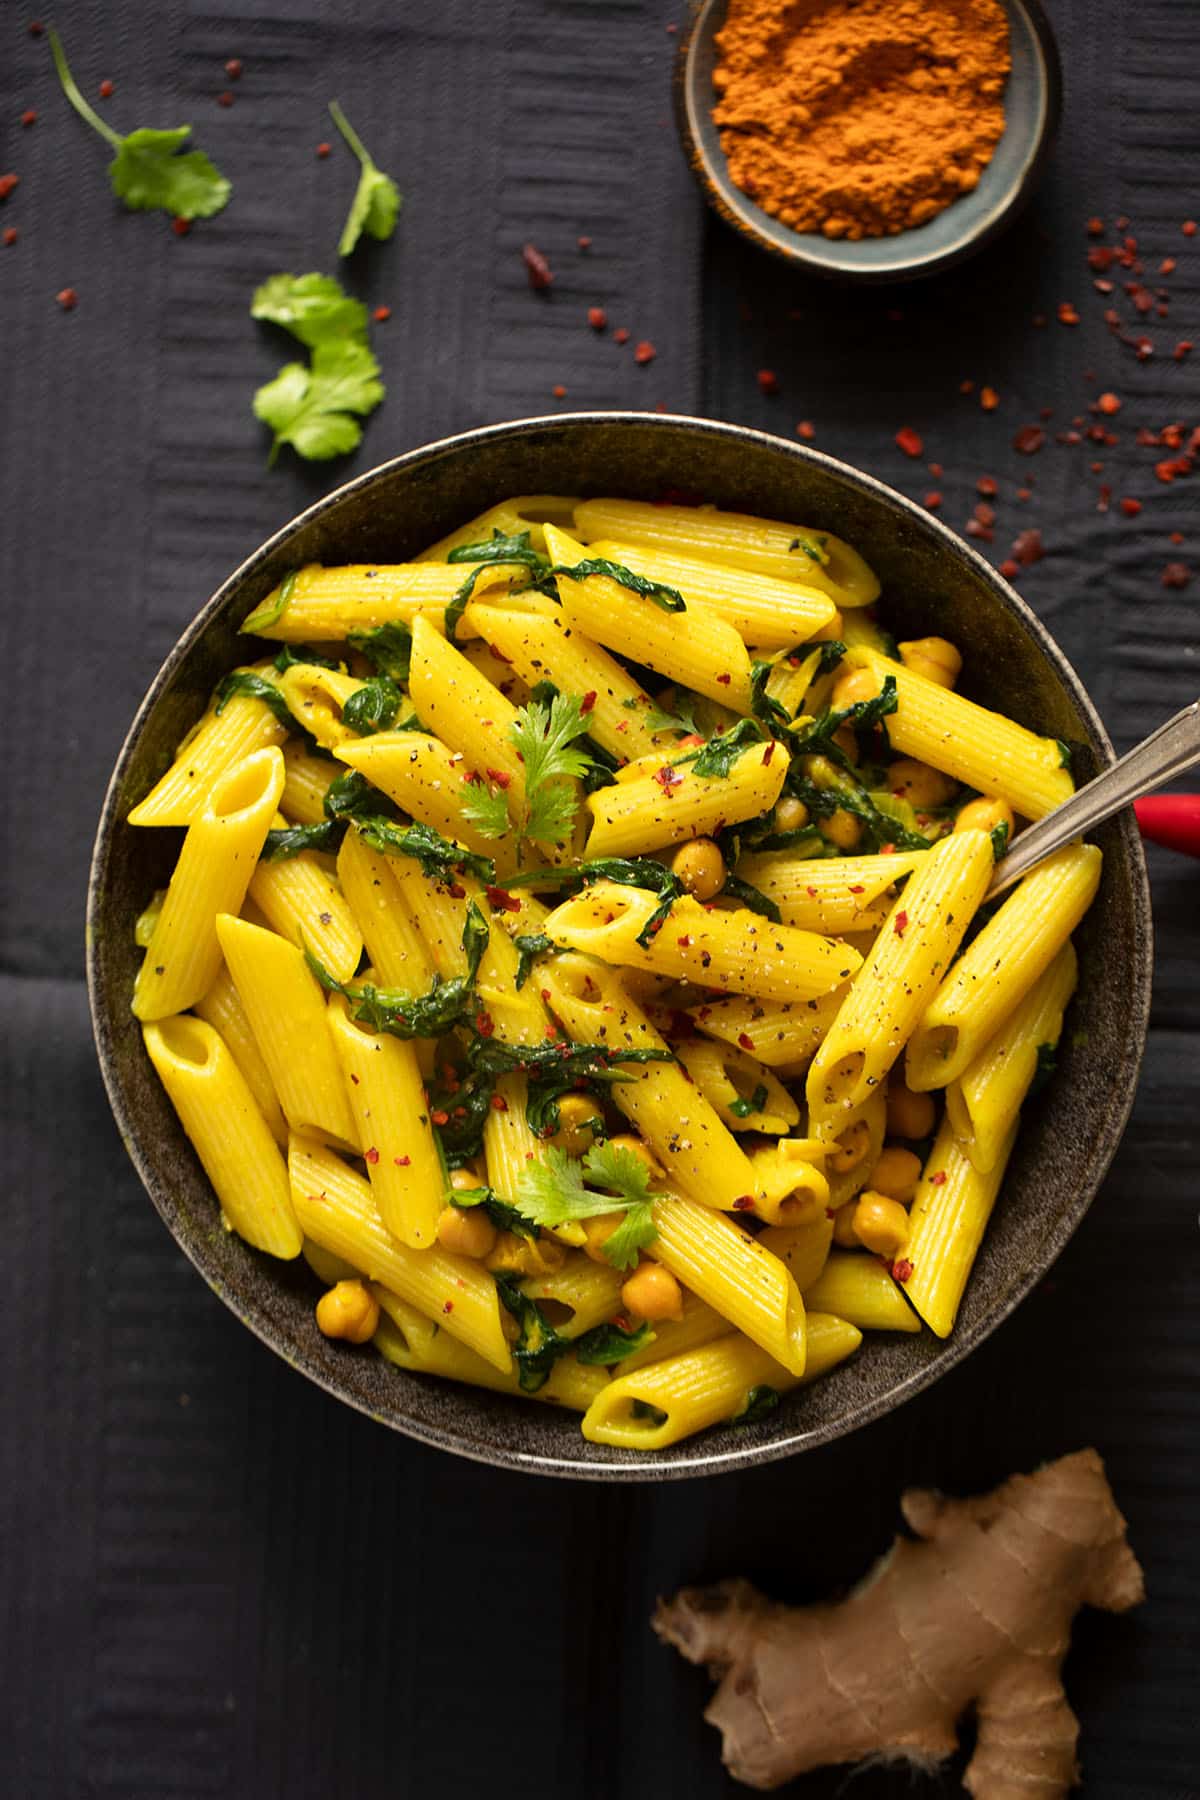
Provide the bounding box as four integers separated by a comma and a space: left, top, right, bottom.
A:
653, 1448, 1143, 1797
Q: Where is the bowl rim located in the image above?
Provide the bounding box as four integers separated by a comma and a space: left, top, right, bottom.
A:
87, 410, 1152, 1480
673, 0, 1065, 284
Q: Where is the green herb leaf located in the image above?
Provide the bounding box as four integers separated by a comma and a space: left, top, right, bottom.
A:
329, 100, 402, 256
352, 817, 495, 885
731, 1384, 780, 1425
448, 1184, 537, 1240
517, 692, 594, 844
50, 32, 231, 221
241, 570, 300, 636
254, 338, 384, 465
513, 1143, 658, 1269
460, 777, 512, 840
261, 819, 346, 861
720, 875, 782, 922
551, 557, 685, 613
342, 675, 402, 735
574, 1319, 655, 1365
346, 621, 413, 681
598, 1204, 657, 1271
727, 1083, 769, 1120
814, 639, 847, 675
990, 820, 1011, 860
250, 272, 369, 348
749, 660, 794, 731
1056, 739, 1073, 770
493, 1277, 569, 1392
688, 718, 767, 779
213, 669, 293, 729
442, 531, 551, 644
633, 691, 702, 736
513, 932, 554, 989
306, 900, 488, 1039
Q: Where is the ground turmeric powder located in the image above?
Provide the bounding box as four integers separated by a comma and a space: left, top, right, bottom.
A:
712, 0, 1011, 240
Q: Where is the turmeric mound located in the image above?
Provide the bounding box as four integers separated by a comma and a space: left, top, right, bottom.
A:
712, 0, 1011, 239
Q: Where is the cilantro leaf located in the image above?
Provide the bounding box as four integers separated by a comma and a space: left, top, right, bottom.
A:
574, 1319, 655, 1365
583, 1140, 655, 1206
460, 779, 512, 839
463, 691, 594, 851
250, 272, 370, 348
635, 692, 702, 736
513, 1143, 659, 1270
595, 1204, 657, 1271
50, 32, 231, 221
329, 100, 402, 256
254, 338, 384, 465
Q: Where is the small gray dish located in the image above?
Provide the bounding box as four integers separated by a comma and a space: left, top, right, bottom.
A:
87, 413, 1150, 1480
675, 0, 1063, 282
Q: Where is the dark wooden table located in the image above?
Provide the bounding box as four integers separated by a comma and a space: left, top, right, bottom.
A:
3, 3, 1196, 1794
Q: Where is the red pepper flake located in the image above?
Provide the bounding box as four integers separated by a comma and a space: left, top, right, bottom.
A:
998, 558, 1019, 579
653, 763, 683, 796
1119, 497, 1142, 517
2, 227, 16, 247
732, 1195, 755, 1211
364, 1146, 380, 1165
966, 519, 994, 543
924, 492, 942, 510
225, 57, 243, 78
737, 1032, 755, 1051
1057, 301, 1080, 325
490, 1094, 509, 1112
1013, 528, 1045, 566
1013, 425, 1045, 455
891, 1258, 913, 1283
28, 21, 44, 35
1156, 458, 1188, 483
805, 885, 819, 896
1162, 424, 1185, 449
1097, 485, 1112, 514
613, 326, 630, 345
1086, 216, 1105, 237
316, 141, 331, 158
1161, 257, 1177, 275
56, 287, 78, 310
1096, 392, 1121, 415
580, 689, 597, 714
762, 742, 775, 765
1171, 530, 1185, 545
973, 501, 996, 528
796, 420, 815, 440
895, 426, 923, 458
373, 304, 391, 323
757, 368, 779, 395
484, 766, 512, 789
930, 1170, 947, 1185
677, 934, 693, 948
1094, 279, 1114, 295
430, 1109, 450, 1126
394, 1154, 411, 1167
485, 884, 520, 913
0, 174, 18, 202
577, 234, 592, 250
170, 216, 193, 237
893, 910, 909, 937
1174, 341, 1194, 361
95, 79, 116, 100
442, 1300, 454, 1315
587, 305, 607, 330
974, 475, 998, 499
634, 340, 656, 365
959, 378, 975, 394
475, 1010, 495, 1037
552, 384, 567, 399
1183, 220, 1197, 237
1162, 562, 1191, 590
217, 90, 234, 107
446, 882, 466, 900
1016, 487, 1032, 501
980, 385, 999, 411
928, 462, 943, 478
522, 242, 554, 290
1032, 313, 1047, 327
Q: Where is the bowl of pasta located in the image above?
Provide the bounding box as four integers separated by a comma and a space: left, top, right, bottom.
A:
88, 412, 1151, 1477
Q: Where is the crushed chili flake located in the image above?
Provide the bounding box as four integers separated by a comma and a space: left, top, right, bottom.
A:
1171, 530, 1185, 545
928, 461, 943, 478
677, 934, 693, 948
370, 304, 391, 323
394, 1155, 411, 1167
21, 109, 37, 127
634, 340, 656, 365
1161, 257, 1177, 275
485, 884, 520, 913
980, 385, 999, 411
446, 882, 466, 899
966, 520, 994, 542
1119, 497, 1142, 517
475, 1010, 495, 1037
1155, 457, 1189, 483
959, 378, 975, 394
217, 90, 234, 107
171, 216, 192, 236
999, 558, 1019, 579
577, 234, 592, 249
893, 910, 909, 937
1174, 341, 1194, 361
1094, 278, 1114, 295
891, 1258, 913, 1283
98, 78, 114, 98
522, 242, 553, 289
613, 326, 630, 345
653, 763, 684, 797
552, 384, 567, 399
316, 141, 331, 157
1016, 486, 1032, 501
1086, 216, 1105, 236
580, 689, 597, 714
895, 426, 923, 458
1096, 392, 1121, 414
225, 57, 243, 78
490, 1094, 509, 1112
976, 476, 998, 498
56, 287, 78, 310
442, 1300, 454, 1315
28, 21, 44, 35
930, 1170, 947, 1185
796, 420, 815, 439
1183, 220, 1197, 237
1013, 425, 1045, 455
430, 1108, 450, 1126
1097, 486, 1111, 513
0, 174, 18, 201
737, 1032, 755, 1051
757, 368, 779, 395
762, 742, 775, 765
1012, 528, 1045, 566
1162, 562, 1191, 589
973, 501, 996, 528
1057, 301, 1080, 325
364, 1146, 380, 1165
924, 492, 943, 510
587, 305, 607, 330
805, 885, 818, 896
732, 1195, 755, 1211
2, 227, 16, 246
484, 766, 512, 789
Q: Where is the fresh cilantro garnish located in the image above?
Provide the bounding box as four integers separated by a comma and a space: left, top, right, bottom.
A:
462, 692, 594, 851
328, 100, 401, 257
250, 272, 369, 347
574, 1319, 656, 1365
634, 692, 702, 736
731, 1384, 781, 1425
514, 1143, 658, 1270
346, 621, 413, 681
49, 30, 230, 221
254, 338, 384, 465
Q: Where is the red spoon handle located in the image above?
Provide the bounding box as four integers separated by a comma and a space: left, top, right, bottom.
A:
1134, 793, 1200, 857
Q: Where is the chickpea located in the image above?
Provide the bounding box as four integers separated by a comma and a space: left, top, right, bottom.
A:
485, 1230, 567, 1277
315, 1279, 380, 1344
449, 1167, 484, 1192
886, 1081, 936, 1140
852, 1191, 910, 1259
819, 808, 863, 850
671, 836, 726, 902
773, 795, 810, 834
831, 1204, 861, 1246
620, 1261, 685, 1322
583, 1213, 625, 1264
811, 607, 845, 643
888, 757, 958, 810
831, 666, 882, 710
548, 1093, 605, 1156
828, 1117, 871, 1174
870, 1145, 922, 1204
605, 1134, 664, 1179
436, 1202, 498, 1260
899, 636, 962, 689
954, 796, 1015, 843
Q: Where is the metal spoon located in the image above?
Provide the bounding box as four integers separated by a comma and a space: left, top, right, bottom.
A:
987, 697, 1200, 898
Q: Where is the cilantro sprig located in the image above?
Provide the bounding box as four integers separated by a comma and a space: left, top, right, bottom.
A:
251, 271, 384, 465
462, 691, 595, 852
49, 30, 231, 221
328, 100, 401, 257
514, 1143, 659, 1271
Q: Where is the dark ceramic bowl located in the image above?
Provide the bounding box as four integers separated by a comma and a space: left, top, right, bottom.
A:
88, 413, 1151, 1480
675, 0, 1062, 282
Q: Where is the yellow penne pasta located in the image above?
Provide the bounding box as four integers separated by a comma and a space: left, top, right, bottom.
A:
580, 1313, 861, 1449
902, 1116, 1019, 1337
248, 813, 363, 982
194, 962, 288, 1146
215, 913, 358, 1149
734, 849, 928, 933
650, 1189, 807, 1373
803, 1249, 920, 1333
275, 663, 380, 751
546, 521, 753, 709
289, 1135, 512, 1373
335, 829, 435, 992
946, 942, 1078, 1173
581, 539, 837, 647
372, 1290, 607, 1411
539, 956, 763, 1211
280, 739, 340, 824
408, 613, 526, 795
845, 646, 1075, 819
418, 494, 581, 560
805, 829, 994, 1136
757, 1216, 834, 1293
613, 1291, 732, 1372
132, 747, 285, 1021
461, 636, 531, 706
584, 741, 787, 859
688, 988, 846, 1067
143, 1014, 301, 1259
544, 880, 861, 1004
906, 842, 1101, 1091
332, 731, 519, 878
745, 1139, 831, 1226
127, 667, 288, 827
572, 498, 880, 606
303, 1236, 361, 1285
673, 1037, 799, 1133
519, 1257, 626, 1338
325, 994, 443, 1249
482, 1073, 585, 1247
240, 560, 521, 642
826, 1085, 889, 1211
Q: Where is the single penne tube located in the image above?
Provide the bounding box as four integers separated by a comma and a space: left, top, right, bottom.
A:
325, 994, 443, 1249
902, 1116, 1019, 1337
734, 849, 928, 933
581, 538, 837, 648
466, 601, 672, 765
333, 731, 519, 877
825, 1085, 889, 1211
335, 829, 435, 992
572, 498, 880, 606
127, 666, 288, 827
276, 662, 382, 751
745, 1140, 831, 1226
483, 1073, 585, 1247
241, 560, 509, 641
613, 1291, 732, 1373
408, 613, 527, 797
473, 898, 551, 1045
673, 1038, 800, 1134
539, 956, 763, 1211
280, 739, 340, 824
580, 1314, 862, 1449
132, 747, 285, 1021
845, 646, 1075, 818
688, 989, 846, 1067
417, 494, 581, 560
946, 942, 1078, 1173
194, 962, 288, 1146
805, 829, 994, 1136
143, 1014, 301, 1259
289, 1135, 512, 1373
803, 1249, 920, 1334
248, 813, 363, 982
303, 1236, 361, 1285
461, 636, 531, 707
546, 521, 754, 709
215, 913, 358, 1149
519, 1257, 626, 1338
371, 1289, 607, 1412
650, 1189, 807, 1374
906, 842, 1101, 1091
584, 740, 788, 859
544, 880, 861, 1004
757, 1216, 834, 1294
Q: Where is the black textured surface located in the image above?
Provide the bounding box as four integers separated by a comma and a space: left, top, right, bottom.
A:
4, 2, 1199, 1796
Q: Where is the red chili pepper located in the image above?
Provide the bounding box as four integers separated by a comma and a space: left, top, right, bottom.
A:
522, 242, 554, 290
895, 426, 923, 458
1135, 794, 1200, 857
634, 340, 656, 365
364, 1146, 380, 1165
653, 764, 683, 796
893, 910, 909, 937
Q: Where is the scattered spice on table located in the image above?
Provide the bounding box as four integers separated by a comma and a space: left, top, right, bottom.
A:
577, 234, 591, 250
98, 78, 114, 98
3, 228, 17, 246
587, 306, 607, 330
895, 426, 923, 458
21, 110, 38, 127
1162, 562, 1191, 589
171, 216, 191, 236
373, 305, 391, 323
316, 141, 331, 158
711, 0, 1010, 240
634, 340, 656, 364
0, 174, 18, 201
225, 58, 243, 79
522, 242, 553, 290
757, 368, 778, 395
613, 327, 630, 345
56, 287, 78, 309
795, 420, 815, 439
217, 90, 234, 107
552, 384, 567, 399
